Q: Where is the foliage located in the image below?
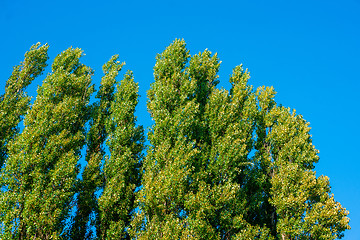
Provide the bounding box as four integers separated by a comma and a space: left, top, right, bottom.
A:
70, 55, 124, 239
0, 47, 93, 239
0, 43, 49, 169
0, 40, 350, 239
98, 69, 144, 239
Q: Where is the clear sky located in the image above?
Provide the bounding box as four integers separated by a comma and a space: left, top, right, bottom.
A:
1, 0, 359, 239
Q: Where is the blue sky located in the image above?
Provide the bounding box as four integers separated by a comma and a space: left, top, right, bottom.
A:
1, 0, 359, 238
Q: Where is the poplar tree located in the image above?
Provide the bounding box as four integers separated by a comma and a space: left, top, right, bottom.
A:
98, 69, 144, 239
131, 39, 198, 239
132, 40, 271, 239
0, 43, 49, 169
0, 47, 94, 239
70, 55, 123, 239
131, 39, 350, 239
0, 40, 350, 239
192, 65, 273, 239
259, 102, 350, 239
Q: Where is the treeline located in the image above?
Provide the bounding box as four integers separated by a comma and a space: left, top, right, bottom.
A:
0, 40, 350, 239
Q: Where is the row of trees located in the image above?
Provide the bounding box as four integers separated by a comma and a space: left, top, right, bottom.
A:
0, 40, 350, 239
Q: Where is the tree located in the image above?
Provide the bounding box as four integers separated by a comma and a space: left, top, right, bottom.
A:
131, 39, 199, 239
0, 47, 94, 239
242, 85, 351, 239
131, 39, 350, 239
0, 43, 49, 169
98, 68, 144, 239
0, 40, 350, 239
264, 106, 350, 239
70, 55, 124, 239
132, 40, 272, 239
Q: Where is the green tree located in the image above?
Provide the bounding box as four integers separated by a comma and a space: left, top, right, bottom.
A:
242, 83, 350, 239
264, 105, 350, 239
131, 39, 349, 239
194, 65, 273, 239
70, 55, 124, 239
0, 47, 94, 239
98, 68, 144, 239
132, 40, 273, 239
0, 43, 49, 169
0, 40, 350, 239
131, 39, 198, 239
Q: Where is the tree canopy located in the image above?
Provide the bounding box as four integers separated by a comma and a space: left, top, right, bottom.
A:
0, 40, 350, 239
